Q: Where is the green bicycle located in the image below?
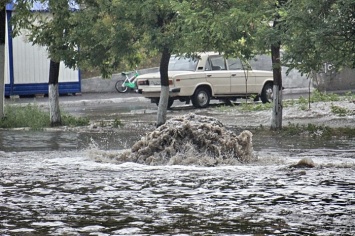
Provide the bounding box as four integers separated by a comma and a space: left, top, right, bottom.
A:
115, 69, 139, 93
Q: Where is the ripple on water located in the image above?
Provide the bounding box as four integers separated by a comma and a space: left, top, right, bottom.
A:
0, 146, 354, 235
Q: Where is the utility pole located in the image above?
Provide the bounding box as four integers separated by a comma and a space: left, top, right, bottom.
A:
0, 6, 6, 118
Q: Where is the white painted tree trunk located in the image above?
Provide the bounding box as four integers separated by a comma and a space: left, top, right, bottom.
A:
271, 85, 282, 130
156, 85, 169, 127
0, 44, 4, 119
49, 84, 61, 126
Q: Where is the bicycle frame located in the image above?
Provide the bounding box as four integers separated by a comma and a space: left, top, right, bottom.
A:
116, 69, 139, 93
123, 71, 139, 89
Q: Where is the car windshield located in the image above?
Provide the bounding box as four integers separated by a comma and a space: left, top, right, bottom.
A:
168, 56, 198, 71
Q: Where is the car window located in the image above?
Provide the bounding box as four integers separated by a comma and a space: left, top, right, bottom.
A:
249, 55, 272, 70
227, 58, 243, 70
206, 56, 226, 71
168, 56, 198, 71
228, 58, 254, 70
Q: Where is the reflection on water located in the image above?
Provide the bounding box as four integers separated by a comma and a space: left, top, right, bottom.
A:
0, 128, 354, 235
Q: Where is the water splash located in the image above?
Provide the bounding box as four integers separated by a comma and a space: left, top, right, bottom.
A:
107, 113, 256, 166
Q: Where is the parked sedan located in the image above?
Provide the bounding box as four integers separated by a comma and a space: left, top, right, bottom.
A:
136, 52, 273, 108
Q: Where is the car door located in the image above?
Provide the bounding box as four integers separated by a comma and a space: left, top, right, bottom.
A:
228, 58, 256, 94
205, 55, 231, 94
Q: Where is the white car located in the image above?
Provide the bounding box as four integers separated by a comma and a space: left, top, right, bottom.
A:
136, 52, 273, 108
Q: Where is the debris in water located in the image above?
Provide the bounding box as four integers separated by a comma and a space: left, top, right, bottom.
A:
290, 157, 316, 168
115, 113, 256, 166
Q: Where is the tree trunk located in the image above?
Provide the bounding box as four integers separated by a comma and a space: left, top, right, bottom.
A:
270, 41, 283, 130
156, 47, 171, 127
49, 59, 61, 126
0, 7, 6, 119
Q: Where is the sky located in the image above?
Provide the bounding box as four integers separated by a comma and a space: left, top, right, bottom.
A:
6, 0, 80, 11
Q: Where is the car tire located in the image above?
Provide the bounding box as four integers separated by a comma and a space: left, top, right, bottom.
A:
155, 98, 174, 109
191, 87, 211, 108
261, 83, 273, 103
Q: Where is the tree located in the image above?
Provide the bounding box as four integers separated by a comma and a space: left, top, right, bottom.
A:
11, 0, 79, 126
67, 0, 183, 126
10, 0, 287, 128
282, 0, 355, 74
48, 59, 61, 126
12, 0, 181, 126
175, 0, 287, 130
122, 0, 179, 126
265, 1, 287, 130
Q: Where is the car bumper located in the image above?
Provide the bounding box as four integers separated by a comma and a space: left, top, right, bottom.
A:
137, 87, 181, 96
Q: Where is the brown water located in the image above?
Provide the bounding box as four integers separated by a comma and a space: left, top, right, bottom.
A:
0, 123, 354, 235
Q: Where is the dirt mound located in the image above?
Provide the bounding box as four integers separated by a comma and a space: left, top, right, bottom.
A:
117, 113, 256, 166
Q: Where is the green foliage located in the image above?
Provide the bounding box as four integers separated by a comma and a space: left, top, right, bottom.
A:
282, 0, 355, 73
113, 118, 123, 128
10, 0, 354, 77
330, 104, 350, 117
282, 122, 355, 138
344, 91, 355, 101
239, 102, 273, 111
174, 0, 274, 59
62, 114, 89, 127
283, 123, 331, 138
217, 100, 273, 112
310, 90, 340, 102
0, 104, 50, 129
0, 1, 11, 8
255, 122, 355, 138
0, 104, 89, 129
293, 90, 341, 108
10, 0, 277, 75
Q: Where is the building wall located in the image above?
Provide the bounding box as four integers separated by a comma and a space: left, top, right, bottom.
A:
11, 33, 79, 84
312, 67, 355, 92
251, 55, 355, 92
5, 10, 80, 96
248, 54, 311, 92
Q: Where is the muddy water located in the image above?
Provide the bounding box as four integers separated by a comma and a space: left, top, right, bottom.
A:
1, 125, 354, 235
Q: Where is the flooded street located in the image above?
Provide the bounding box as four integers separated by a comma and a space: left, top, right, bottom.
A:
1, 97, 355, 235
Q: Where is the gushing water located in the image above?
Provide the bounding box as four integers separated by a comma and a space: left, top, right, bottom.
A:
1, 114, 355, 235
98, 114, 255, 166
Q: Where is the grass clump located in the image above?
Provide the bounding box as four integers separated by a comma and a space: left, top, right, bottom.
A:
296, 89, 355, 104
255, 122, 355, 138
62, 114, 89, 127
330, 104, 350, 116
282, 122, 355, 138
0, 104, 50, 129
310, 89, 340, 102
239, 102, 273, 111
113, 118, 124, 128
217, 100, 273, 112
0, 104, 89, 129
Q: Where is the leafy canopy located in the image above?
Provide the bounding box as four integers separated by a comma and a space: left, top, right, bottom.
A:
282, 0, 355, 74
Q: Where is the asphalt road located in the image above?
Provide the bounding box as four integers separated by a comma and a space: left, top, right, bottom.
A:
6, 89, 310, 106
4, 90, 311, 124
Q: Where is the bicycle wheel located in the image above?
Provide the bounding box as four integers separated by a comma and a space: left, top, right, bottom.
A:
115, 80, 128, 93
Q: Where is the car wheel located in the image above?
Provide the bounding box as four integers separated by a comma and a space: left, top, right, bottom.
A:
261, 83, 273, 103
191, 87, 211, 108
154, 98, 174, 109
